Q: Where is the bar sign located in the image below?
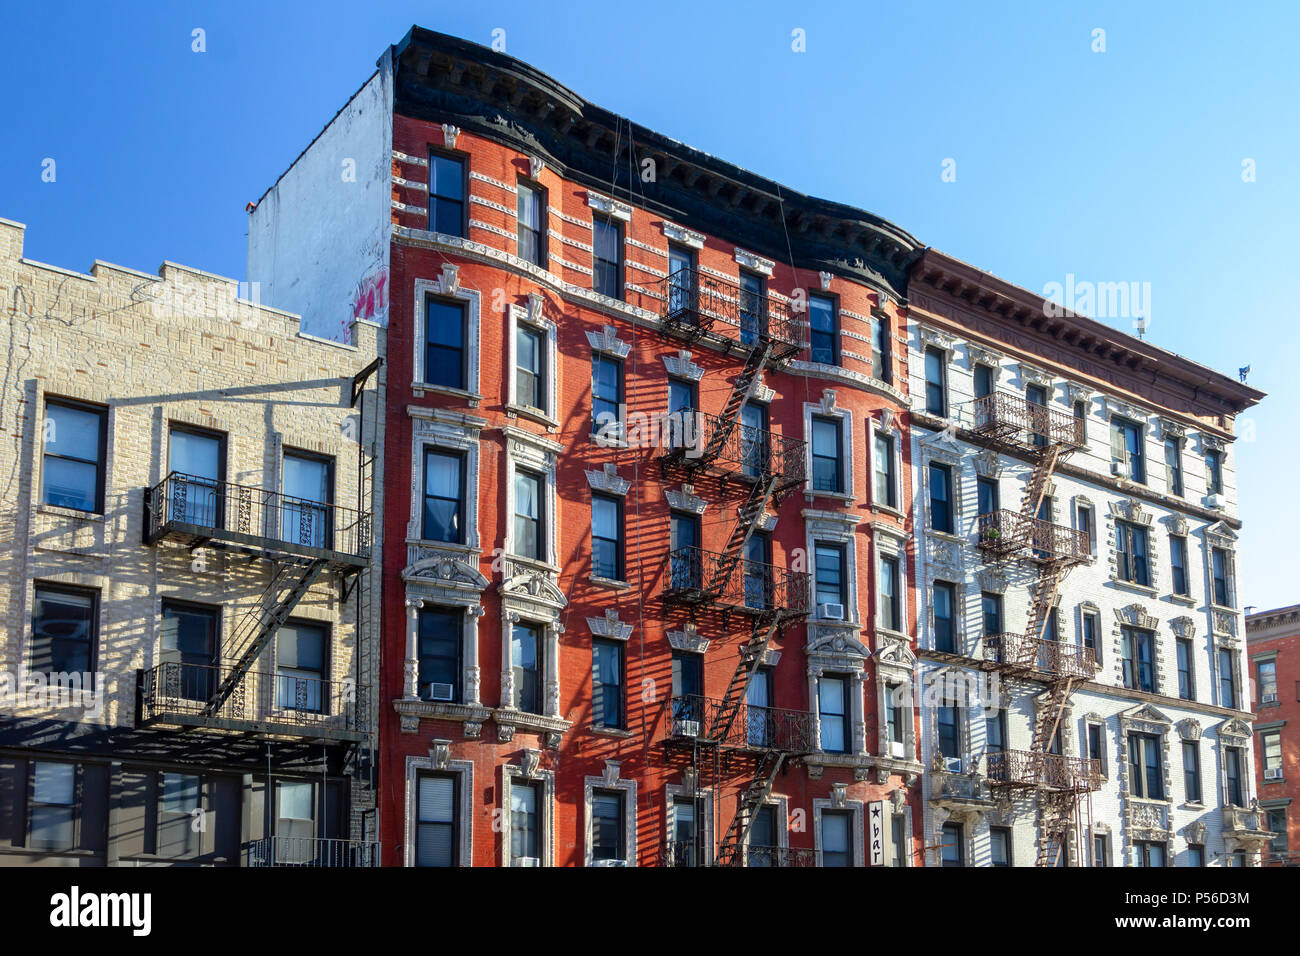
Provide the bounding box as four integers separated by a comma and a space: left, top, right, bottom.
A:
868, 800, 885, 866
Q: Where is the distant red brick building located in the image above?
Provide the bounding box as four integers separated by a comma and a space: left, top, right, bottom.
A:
1247, 604, 1300, 864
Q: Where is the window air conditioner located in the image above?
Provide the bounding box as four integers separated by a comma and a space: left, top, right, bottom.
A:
819, 603, 845, 621
429, 683, 455, 702
592, 859, 627, 867
673, 719, 701, 738
890, 741, 906, 758
1265, 767, 1283, 781
514, 857, 540, 867
1263, 693, 1279, 705
1109, 460, 1124, 477
943, 756, 964, 773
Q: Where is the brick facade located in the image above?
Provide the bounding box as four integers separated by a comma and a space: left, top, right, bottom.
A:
1246, 604, 1300, 864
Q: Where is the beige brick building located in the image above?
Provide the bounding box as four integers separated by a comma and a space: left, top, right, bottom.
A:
0, 217, 384, 866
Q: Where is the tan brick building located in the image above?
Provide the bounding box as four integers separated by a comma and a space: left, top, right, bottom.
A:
0, 217, 385, 866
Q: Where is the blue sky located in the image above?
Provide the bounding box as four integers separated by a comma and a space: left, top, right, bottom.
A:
2, 1, 1296, 610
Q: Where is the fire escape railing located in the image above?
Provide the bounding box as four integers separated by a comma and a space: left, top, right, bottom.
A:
664, 409, 806, 489
668, 695, 818, 753
663, 546, 811, 616
983, 633, 1097, 680
970, 392, 1087, 451
243, 836, 380, 867
653, 268, 804, 362
985, 751, 1103, 793
976, 510, 1090, 564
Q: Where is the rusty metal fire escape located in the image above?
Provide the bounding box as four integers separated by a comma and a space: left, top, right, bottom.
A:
656, 267, 816, 866
970, 392, 1102, 865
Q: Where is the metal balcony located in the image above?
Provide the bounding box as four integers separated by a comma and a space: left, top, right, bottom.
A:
654, 268, 804, 362
984, 633, 1097, 680
144, 471, 371, 569
970, 392, 1086, 452
663, 409, 806, 491
977, 510, 1090, 564
662, 840, 817, 867
666, 694, 818, 754
243, 836, 380, 867
138, 662, 364, 742
663, 546, 811, 616
985, 750, 1102, 793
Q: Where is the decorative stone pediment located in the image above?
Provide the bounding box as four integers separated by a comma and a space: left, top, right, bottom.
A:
830, 782, 849, 809
1184, 820, 1207, 844
586, 325, 631, 358
976, 568, 1007, 594
734, 247, 774, 276
588, 608, 634, 641
877, 407, 898, 436
921, 431, 961, 462
1018, 363, 1052, 388
1109, 498, 1150, 525
1218, 717, 1252, 740
520, 748, 542, 777
1213, 611, 1240, 640
818, 389, 837, 414
662, 221, 705, 249
1115, 603, 1160, 630
667, 623, 708, 654
1175, 718, 1202, 741
436, 263, 460, 295
807, 629, 871, 660
1159, 417, 1185, 440
967, 343, 1003, 372
525, 292, 547, 326
441, 124, 460, 148
818, 271, 834, 291
404, 552, 490, 590
973, 449, 1001, 478
602, 759, 622, 786
663, 350, 704, 382
585, 463, 631, 495
749, 371, 775, 403
1205, 521, 1238, 546
1169, 616, 1196, 639
587, 190, 632, 221
875, 639, 916, 670
1066, 382, 1094, 404
919, 325, 955, 351
664, 483, 707, 515
1104, 396, 1149, 424
927, 537, 961, 575
500, 566, 568, 610
1119, 703, 1172, 732
1166, 514, 1189, 536
1201, 433, 1227, 453
740, 506, 778, 532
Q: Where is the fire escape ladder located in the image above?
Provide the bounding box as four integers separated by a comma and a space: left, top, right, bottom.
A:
202, 558, 328, 716
700, 340, 774, 465
710, 618, 783, 743
703, 476, 778, 599
715, 749, 786, 867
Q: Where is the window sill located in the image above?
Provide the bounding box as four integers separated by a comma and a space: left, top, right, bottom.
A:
406, 539, 481, 556
37, 504, 105, 523
589, 726, 634, 739
493, 708, 572, 735
803, 489, 856, 504
929, 529, 963, 544
505, 403, 560, 431
874, 626, 909, 644
1167, 593, 1196, 606
411, 382, 483, 406
1111, 579, 1158, 597
505, 554, 562, 576
392, 698, 491, 723
589, 575, 631, 590
871, 503, 905, 520
1210, 603, 1239, 616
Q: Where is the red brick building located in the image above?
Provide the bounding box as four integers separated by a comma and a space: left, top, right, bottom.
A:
1247, 604, 1300, 864
250, 27, 925, 866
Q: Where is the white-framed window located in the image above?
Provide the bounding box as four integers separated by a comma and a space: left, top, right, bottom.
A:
506, 297, 558, 424
583, 765, 637, 866
407, 406, 486, 550
813, 795, 864, 867
501, 756, 555, 866
803, 394, 854, 500
405, 752, 473, 867
413, 271, 481, 400
745, 795, 790, 866
502, 427, 561, 567
868, 414, 902, 512
805, 510, 861, 624
664, 783, 714, 867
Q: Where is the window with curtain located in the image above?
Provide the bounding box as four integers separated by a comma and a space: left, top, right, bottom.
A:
422, 449, 464, 543
513, 469, 543, 560
416, 773, 457, 867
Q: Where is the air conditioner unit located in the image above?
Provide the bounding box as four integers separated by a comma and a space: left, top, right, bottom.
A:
1263, 693, 1279, 705
1205, 494, 1226, 510
592, 859, 627, 867
428, 682, 455, 702
1109, 460, 1124, 477
673, 719, 701, 738
1265, 767, 1283, 781
890, 741, 906, 758
943, 756, 964, 773
514, 856, 540, 867
818, 603, 845, 621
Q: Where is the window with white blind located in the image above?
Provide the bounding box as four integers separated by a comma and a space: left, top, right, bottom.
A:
416, 773, 458, 867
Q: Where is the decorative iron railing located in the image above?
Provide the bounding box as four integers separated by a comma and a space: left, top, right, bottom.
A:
984, 633, 1097, 679
654, 267, 804, 360
664, 546, 811, 616
976, 510, 1090, 564
668, 694, 818, 753
662, 839, 709, 867
139, 662, 362, 740
665, 408, 806, 487
145, 471, 371, 562
970, 392, 1086, 450
985, 750, 1102, 792
243, 836, 380, 867
744, 846, 818, 867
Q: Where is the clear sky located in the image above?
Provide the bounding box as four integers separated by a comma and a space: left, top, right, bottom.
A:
2, 1, 1296, 610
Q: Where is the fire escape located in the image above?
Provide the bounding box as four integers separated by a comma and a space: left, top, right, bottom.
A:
970, 392, 1102, 866
655, 268, 817, 866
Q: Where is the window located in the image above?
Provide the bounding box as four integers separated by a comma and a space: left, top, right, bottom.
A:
814, 543, 846, 610
982, 592, 1002, 640
977, 477, 999, 517
159, 772, 201, 857
515, 324, 545, 411
809, 294, 839, 365
1231, 850, 1247, 867
1135, 841, 1165, 867
591, 494, 623, 581
973, 364, 994, 400
818, 675, 849, 753
591, 790, 625, 861
1259, 660, 1279, 703
738, 270, 764, 345
886, 685, 905, 753
1093, 833, 1110, 866
740, 402, 768, 478
1262, 732, 1282, 777
990, 827, 1011, 867
1111, 418, 1145, 482
1267, 809, 1288, 857
671, 796, 701, 866
878, 553, 901, 632
667, 245, 696, 317
428, 152, 465, 236
425, 298, 468, 390
511, 779, 541, 863
29, 762, 76, 850
276, 781, 316, 861
417, 607, 461, 703
873, 433, 896, 508
591, 353, 622, 437
592, 639, 624, 729
1120, 627, 1155, 693
1077, 503, 1095, 553
513, 469, 544, 560
670, 512, 701, 591
811, 416, 843, 493
672, 650, 703, 708
168, 425, 224, 526
929, 463, 953, 533
42, 398, 107, 513
1087, 723, 1105, 773
1176, 638, 1195, 701
941, 823, 964, 867
924, 347, 946, 416
1127, 733, 1164, 800
871, 315, 892, 383
276, 621, 327, 713
891, 813, 906, 867
743, 533, 772, 611
749, 805, 778, 866
422, 450, 465, 543
821, 810, 853, 867
1212, 547, 1235, 607
1082, 610, 1099, 654
1219, 648, 1238, 709
933, 581, 956, 653
1026, 384, 1049, 449
280, 451, 332, 549
667, 375, 696, 418
1170, 535, 1189, 596
516, 181, 545, 267
986, 709, 1006, 754
511, 622, 542, 714
1225, 746, 1245, 806
1164, 438, 1183, 496
1205, 449, 1223, 496
592, 216, 623, 299
1187, 844, 1205, 867
416, 773, 458, 867
30, 585, 97, 678
1074, 399, 1087, 421
160, 602, 218, 701
747, 668, 775, 748
1116, 521, 1150, 586
938, 705, 960, 763
1183, 741, 1202, 803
